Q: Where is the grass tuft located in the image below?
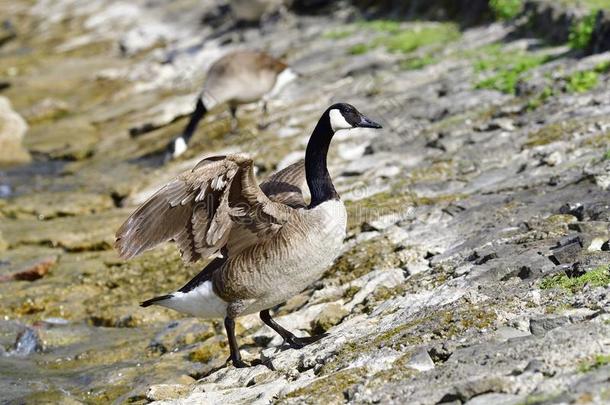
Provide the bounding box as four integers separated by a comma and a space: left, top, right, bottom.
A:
539, 265, 610, 292
566, 70, 599, 93
569, 12, 597, 50
490, 0, 524, 20
578, 354, 610, 373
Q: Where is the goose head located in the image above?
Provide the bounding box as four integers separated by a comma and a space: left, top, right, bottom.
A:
326, 103, 382, 133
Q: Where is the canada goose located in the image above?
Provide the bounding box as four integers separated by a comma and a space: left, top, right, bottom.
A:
116, 103, 382, 367
230, 0, 286, 23
166, 50, 298, 161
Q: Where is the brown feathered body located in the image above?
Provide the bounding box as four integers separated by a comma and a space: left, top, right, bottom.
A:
201, 51, 289, 110
115, 154, 346, 318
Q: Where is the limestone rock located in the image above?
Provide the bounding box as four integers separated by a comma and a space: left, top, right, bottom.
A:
0, 96, 30, 166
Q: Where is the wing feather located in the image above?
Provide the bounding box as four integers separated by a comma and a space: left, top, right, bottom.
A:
115, 154, 295, 263
260, 160, 307, 208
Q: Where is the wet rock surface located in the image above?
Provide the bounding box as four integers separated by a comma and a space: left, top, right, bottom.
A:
1, 0, 610, 404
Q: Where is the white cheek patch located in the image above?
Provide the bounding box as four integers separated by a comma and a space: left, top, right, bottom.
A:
329, 109, 352, 132
173, 136, 188, 158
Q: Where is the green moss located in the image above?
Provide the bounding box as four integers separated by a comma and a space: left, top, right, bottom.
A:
343, 285, 361, 300
349, 43, 371, 55
569, 11, 597, 50
345, 190, 412, 231
595, 60, 610, 73
527, 86, 554, 110
188, 339, 227, 363
518, 393, 562, 405
539, 265, 610, 293
400, 55, 437, 70
474, 45, 550, 94
281, 368, 366, 404
381, 25, 460, 54
369, 353, 417, 384
604, 150, 610, 160
349, 22, 460, 56
325, 237, 402, 283
490, 0, 524, 20
566, 70, 599, 93
357, 20, 403, 34
523, 121, 580, 148
323, 28, 355, 39
578, 354, 610, 372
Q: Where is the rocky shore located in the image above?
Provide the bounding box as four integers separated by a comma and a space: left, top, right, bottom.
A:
0, 0, 609, 404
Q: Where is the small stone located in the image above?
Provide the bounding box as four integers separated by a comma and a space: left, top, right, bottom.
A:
492, 326, 531, 342
559, 203, 584, 221
550, 237, 583, 265
146, 384, 191, 401
407, 349, 435, 372
543, 151, 562, 166
0, 96, 30, 165
529, 316, 569, 336
311, 303, 348, 334
12, 327, 43, 356
587, 237, 607, 252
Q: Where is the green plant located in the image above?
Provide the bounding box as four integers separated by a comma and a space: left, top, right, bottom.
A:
348, 23, 460, 56
569, 12, 597, 50
476, 54, 550, 94
490, 0, 524, 20
539, 265, 610, 292
527, 86, 554, 110
566, 70, 599, 92
382, 25, 460, 54
578, 354, 610, 373
323, 28, 354, 40
357, 19, 402, 34
401, 55, 437, 70
594, 60, 610, 73
349, 43, 371, 55
603, 150, 610, 160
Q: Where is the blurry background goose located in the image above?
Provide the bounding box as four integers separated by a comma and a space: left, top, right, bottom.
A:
165, 50, 298, 161
230, 0, 287, 24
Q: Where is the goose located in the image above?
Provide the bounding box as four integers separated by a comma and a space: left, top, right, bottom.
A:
230, 0, 286, 24
116, 103, 382, 368
166, 50, 298, 161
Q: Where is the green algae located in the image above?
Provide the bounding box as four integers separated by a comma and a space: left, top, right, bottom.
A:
539, 265, 610, 292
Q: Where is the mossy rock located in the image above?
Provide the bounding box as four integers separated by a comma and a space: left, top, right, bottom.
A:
280, 367, 367, 404
1, 191, 115, 220
325, 237, 403, 283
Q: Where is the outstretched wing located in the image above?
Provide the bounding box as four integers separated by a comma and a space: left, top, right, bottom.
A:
260, 159, 307, 208
115, 154, 293, 263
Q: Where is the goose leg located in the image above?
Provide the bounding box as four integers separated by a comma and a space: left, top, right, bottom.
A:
258, 101, 269, 130
224, 316, 249, 368
229, 105, 238, 133
165, 99, 207, 161
260, 310, 328, 349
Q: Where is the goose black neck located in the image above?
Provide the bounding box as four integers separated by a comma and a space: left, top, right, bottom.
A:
306, 112, 338, 208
